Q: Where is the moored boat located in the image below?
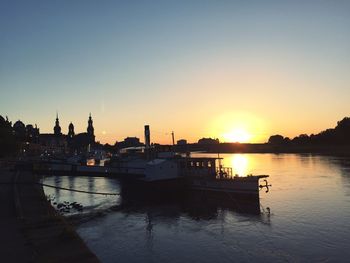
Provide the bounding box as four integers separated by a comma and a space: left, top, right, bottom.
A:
106, 125, 271, 199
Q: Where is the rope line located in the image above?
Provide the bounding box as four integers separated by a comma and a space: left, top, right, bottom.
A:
39, 183, 120, 196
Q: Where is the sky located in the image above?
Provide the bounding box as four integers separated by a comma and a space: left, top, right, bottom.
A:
1, 0, 349, 144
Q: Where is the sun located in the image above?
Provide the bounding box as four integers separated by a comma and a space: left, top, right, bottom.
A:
209, 112, 264, 143
223, 128, 251, 143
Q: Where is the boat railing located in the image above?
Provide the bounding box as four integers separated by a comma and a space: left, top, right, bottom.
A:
216, 167, 233, 179
183, 167, 216, 177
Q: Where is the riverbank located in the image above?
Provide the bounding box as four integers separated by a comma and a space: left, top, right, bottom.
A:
0, 167, 32, 262
0, 165, 100, 263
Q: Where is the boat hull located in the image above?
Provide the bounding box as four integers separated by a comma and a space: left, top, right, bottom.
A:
187, 176, 262, 200
121, 177, 186, 195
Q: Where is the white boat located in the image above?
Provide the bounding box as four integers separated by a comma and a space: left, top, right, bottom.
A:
107, 148, 270, 199
178, 156, 270, 199
106, 125, 271, 199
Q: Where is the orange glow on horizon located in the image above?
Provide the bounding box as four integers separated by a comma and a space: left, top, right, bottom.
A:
207, 112, 267, 143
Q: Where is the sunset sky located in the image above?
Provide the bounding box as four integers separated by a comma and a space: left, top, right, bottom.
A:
1, 1, 349, 144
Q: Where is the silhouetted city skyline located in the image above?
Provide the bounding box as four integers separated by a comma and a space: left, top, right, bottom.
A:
2, 113, 350, 158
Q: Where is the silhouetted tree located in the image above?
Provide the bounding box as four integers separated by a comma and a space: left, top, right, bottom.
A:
334, 117, 350, 144
292, 134, 310, 145
198, 138, 220, 144
336, 117, 350, 131
283, 137, 291, 144
311, 129, 334, 145
0, 115, 18, 157
268, 135, 284, 145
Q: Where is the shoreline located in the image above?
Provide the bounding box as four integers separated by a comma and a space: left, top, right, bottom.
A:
173, 143, 350, 156
1, 165, 100, 263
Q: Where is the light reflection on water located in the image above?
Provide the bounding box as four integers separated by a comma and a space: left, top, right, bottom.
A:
43, 154, 350, 262
230, 154, 249, 176
43, 176, 122, 213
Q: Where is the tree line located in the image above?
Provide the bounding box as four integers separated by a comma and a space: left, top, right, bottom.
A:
268, 117, 350, 146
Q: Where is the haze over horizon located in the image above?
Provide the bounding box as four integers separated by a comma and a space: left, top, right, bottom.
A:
1, 1, 349, 144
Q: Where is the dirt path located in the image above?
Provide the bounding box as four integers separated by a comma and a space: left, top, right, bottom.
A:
0, 168, 32, 263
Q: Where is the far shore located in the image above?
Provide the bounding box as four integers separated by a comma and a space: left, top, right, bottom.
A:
173, 143, 350, 156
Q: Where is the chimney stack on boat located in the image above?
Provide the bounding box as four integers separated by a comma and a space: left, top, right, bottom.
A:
145, 125, 150, 149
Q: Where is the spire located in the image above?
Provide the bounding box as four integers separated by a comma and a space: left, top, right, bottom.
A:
87, 113, 94, 141
54, 112, 61, 136
68, 122, 75, 138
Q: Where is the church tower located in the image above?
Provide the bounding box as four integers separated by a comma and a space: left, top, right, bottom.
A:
87, 113, 95, 142
54, 113, 62, 136
68, 122, 75, 139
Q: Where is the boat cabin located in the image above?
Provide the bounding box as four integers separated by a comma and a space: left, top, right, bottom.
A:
178, 157, 217, 177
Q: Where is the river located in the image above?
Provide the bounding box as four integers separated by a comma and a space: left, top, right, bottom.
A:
43, 153, 350, 262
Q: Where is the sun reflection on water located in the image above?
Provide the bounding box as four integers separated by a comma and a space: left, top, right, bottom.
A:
230, 154, 249, 176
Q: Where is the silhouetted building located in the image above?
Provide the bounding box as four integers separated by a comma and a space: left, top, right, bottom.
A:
38, 113, 97, 155
198, 137, 219, 145
54, 113, 62, 136
25, 124, 39, 143
8, 119, 40, 155
68, 122, 75, 139
2, 114, 99, 157
39, 115, 67, 154
116, 137, 143, 149
13, 120, 26, 141
39, 133, 67, 154
87, 113, 94, 139
67, 114, 96, 153
177, 139, 187, 145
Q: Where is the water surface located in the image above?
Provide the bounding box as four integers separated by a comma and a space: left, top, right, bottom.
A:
43, 154, 350, 262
